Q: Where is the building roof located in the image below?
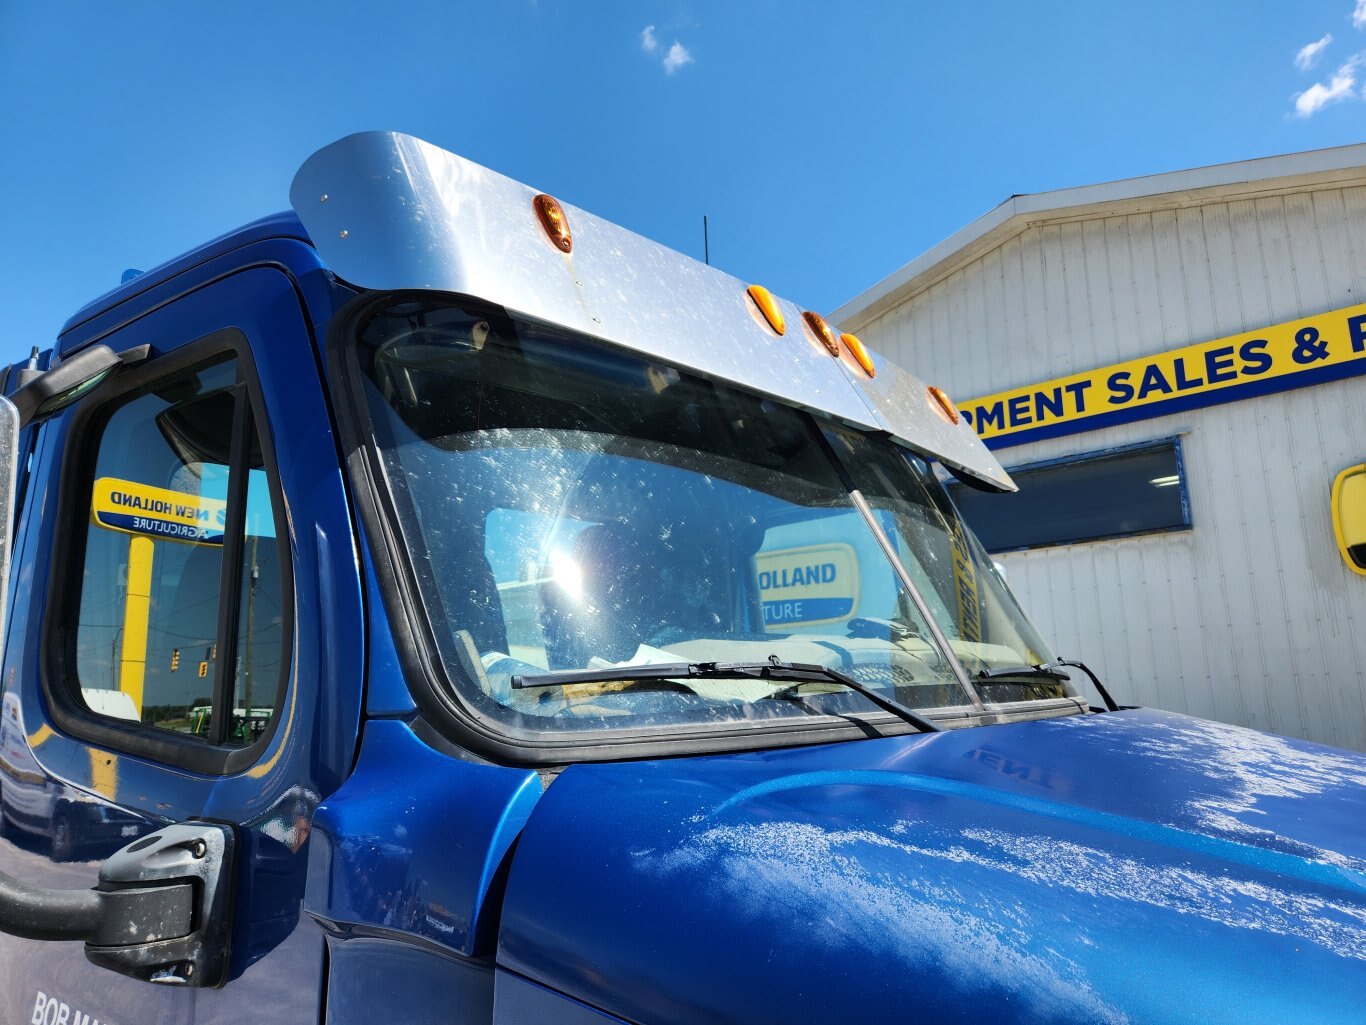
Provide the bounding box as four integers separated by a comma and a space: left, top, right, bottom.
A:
830, 143, 1366, 332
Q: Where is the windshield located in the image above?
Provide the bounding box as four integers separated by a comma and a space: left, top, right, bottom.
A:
822, 426, 1062, 704
348, 297, 1070, 742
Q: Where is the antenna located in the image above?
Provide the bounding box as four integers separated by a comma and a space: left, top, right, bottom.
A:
14, 346, 42, 389
703, 215, 710, 266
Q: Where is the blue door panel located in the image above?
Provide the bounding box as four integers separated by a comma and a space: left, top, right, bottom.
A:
493, 971, 631, 1025
192, 922, 326, 1025
0, 253, 362, 1024
323, 936, 494, 1025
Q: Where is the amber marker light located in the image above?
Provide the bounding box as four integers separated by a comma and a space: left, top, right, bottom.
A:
802, 311, 841, 357
746, 285, 786, 335
928, 385, 961, 425
841, 333, 876, 377
534, 194, 573, 253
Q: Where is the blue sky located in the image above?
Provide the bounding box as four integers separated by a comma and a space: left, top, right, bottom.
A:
3, 1, 1366, 364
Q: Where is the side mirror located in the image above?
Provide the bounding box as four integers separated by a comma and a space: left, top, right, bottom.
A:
9, 344, 122, 429
1333, 464, 1366, 576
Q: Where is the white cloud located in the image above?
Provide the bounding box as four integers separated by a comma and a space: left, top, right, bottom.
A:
641, 24, 694, 75
1293, 55, 1363, 116
662, 41, 694, 74
1355, 0, 1366, 30
1295, 33, 1333, 70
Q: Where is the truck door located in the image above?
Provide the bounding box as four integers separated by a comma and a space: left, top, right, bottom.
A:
0, 263, 364, 1025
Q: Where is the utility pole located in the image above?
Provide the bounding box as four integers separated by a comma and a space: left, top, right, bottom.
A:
243, 533, 258, 730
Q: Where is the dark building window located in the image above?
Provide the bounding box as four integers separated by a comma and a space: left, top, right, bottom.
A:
948, 439, 1190, 553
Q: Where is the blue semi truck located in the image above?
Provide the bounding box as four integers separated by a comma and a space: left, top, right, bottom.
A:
0, 133, 1362, 1024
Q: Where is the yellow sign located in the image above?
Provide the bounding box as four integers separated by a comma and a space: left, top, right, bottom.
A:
756, 543, 860, 630
962, 304, 1366, 448
1332, 464, 1366, 577
91, 477, 227, 545
944, 517, 982, 644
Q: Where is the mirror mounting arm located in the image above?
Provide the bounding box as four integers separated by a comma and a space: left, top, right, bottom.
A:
0, 868, 106, 941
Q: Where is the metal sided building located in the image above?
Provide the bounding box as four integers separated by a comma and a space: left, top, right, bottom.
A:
832, 146, 1366, 752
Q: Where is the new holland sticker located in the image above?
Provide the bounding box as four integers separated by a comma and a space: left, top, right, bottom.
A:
91, 477, 227, 545
755, 543, 859, 629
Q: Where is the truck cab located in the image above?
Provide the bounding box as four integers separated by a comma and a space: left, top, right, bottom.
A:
0, 133, 1363, 1025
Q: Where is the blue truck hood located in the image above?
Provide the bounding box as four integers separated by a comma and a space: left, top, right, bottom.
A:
497, 709, 1366, 1024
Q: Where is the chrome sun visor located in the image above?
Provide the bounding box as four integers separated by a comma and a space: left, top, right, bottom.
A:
291, 131, 1013, 492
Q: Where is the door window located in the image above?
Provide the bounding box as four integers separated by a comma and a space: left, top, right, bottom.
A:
70, 352, 285, 749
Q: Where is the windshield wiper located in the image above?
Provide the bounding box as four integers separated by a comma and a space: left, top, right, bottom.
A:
977, 658, 1118, 712
512, 655, 943, 734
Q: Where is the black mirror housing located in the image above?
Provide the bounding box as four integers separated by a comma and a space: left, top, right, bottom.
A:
9, 344, 122, 428
0, 821, 236, 987
86, 822, 236, 987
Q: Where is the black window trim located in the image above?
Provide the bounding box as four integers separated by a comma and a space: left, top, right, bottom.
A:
948, 435, 1192, 555
41, 329, 295, 775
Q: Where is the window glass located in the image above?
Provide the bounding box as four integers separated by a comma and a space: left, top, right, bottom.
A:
824, 426, 1055, 693
229, 467, 282, 746
72, 355, 284, 746
483, 508, 598, 669
948, 441, 1190, 553
350, 298, 1045, 739
752, 508, 907, 637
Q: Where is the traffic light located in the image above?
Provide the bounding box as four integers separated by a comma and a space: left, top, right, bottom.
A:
171, 648, 180, 672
